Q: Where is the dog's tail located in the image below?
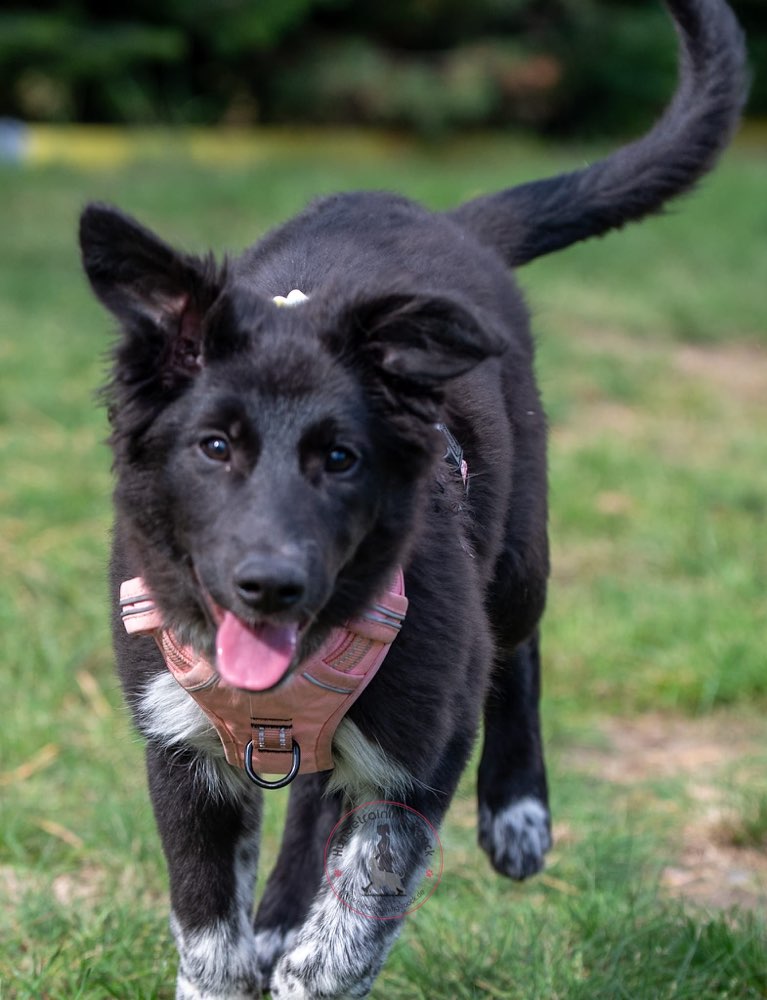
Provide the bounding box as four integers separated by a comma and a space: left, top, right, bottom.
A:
449, 0, 748, 267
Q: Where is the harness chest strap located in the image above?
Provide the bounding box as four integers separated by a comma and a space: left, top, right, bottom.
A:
119, 573, 407, 781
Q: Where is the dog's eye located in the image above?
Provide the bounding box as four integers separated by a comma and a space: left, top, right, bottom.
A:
199, 436, 231, 462
325, 446, 358, 474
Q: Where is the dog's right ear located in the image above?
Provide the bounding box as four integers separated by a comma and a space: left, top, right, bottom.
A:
333, 291, 505, 394
79, 203, 223, 383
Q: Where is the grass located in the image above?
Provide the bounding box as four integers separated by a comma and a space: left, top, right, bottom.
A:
721, 793, 767, 852
1, 130, 766, 998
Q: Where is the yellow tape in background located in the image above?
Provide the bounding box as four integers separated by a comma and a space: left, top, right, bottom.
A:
19, 125, 400, 168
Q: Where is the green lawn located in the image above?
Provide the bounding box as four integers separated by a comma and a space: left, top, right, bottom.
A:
1, 131, 765, 999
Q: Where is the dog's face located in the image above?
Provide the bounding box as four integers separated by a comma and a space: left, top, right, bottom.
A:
143, 307, 383, 687
80, 203, 503, 688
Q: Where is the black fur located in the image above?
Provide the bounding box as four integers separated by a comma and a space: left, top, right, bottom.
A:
80, 2, 747, 996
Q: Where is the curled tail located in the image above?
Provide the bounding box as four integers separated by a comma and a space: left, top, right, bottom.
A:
449, 0, 748, 267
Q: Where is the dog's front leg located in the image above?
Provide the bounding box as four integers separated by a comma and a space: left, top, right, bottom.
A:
254, 773, 344, 985
269, 803, 416, 1000
145, 742, 263, 1000
270, 775, 458, 1000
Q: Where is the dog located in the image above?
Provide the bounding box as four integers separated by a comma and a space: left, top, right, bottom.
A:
79, 1, 746, 996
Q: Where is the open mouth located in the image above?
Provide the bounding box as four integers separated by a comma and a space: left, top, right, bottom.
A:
215, 612, 303, 691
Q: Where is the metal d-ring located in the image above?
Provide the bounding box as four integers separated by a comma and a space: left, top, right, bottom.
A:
244, 740, 301, 789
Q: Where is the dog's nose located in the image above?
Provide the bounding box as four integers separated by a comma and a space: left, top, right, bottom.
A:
233, 555, 307, 614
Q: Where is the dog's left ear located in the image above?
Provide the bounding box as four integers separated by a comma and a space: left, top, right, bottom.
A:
337, 292, 505, 392
79, 203, 222, 380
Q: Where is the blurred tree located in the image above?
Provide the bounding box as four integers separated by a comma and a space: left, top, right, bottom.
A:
0, 0, 762, 133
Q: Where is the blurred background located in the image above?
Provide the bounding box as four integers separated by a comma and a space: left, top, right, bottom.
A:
0, 0, 765, 137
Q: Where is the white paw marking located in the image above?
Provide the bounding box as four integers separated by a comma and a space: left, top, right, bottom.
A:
254, 926, 298, 982
479, 796, 551, 880
172, 914, 261, 998
176, 971, 258, 1000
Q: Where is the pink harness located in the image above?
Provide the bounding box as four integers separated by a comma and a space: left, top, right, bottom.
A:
119, 574, 407, 788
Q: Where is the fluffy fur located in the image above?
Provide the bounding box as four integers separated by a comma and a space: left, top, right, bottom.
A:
79, 2, 746, 996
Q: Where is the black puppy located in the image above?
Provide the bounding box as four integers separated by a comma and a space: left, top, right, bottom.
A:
80, 1, 746, 996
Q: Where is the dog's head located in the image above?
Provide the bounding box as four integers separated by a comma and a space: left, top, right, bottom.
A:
80, 203, 503, 688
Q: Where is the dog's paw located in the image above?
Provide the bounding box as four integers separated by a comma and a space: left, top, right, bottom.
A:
171, 912, 263, 999
176, 972, 262, 1000
269, 962, 314, 1000
253, 926, 298, 988
270, 970, 365, 1000
478, 796, 552, 880
270, 944, 373, 1000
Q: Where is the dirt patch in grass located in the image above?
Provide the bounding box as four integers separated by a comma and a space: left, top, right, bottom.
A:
573, 328, 767, 387
673, 343, 767, 403
571, 713, 767, 911
547, 335, 767, 473
0, 860, 166, 918
551, 400, 643, 451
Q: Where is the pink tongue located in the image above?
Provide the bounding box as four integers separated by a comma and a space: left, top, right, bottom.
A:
216, 612, 298, 691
